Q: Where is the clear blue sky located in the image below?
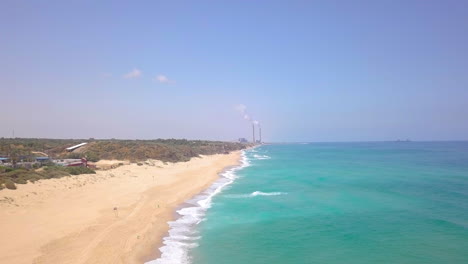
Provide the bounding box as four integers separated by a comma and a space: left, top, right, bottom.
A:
1, 0, 467, 142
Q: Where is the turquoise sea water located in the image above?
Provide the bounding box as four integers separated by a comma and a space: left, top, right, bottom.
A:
152, 142, 468, 264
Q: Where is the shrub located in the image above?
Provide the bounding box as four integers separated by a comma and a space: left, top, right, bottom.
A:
84, 151, 100, 162
17, 179, 27, 184
66, 152, 81, 159
5, 180, 17, 190
43, 166, 70, 178
27, 174, 43, 182
66, 166, 96, 175
67, 167, 81, 175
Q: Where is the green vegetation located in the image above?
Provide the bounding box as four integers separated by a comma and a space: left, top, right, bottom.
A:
0, 138, 250, 163
66, 166, 96, 175
81, 139, 248, 162
83, 151, 99, 162
4, 180, 16, 190
0, 165, 96, 190
0, 138, 250, 190
0, 138, 85, 163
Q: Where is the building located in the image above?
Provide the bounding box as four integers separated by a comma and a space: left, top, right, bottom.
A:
238, 138, 248, 143
53, 158, 88, 167
66, 143, 88, 152
35, 157, 51, 164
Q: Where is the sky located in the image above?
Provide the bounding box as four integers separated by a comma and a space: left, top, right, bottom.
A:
1, 0, 468, 142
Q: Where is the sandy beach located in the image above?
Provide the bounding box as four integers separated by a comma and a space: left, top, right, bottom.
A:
0, 151, 241, 264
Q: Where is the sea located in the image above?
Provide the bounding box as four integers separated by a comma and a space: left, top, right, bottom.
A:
148, 142, 468, 264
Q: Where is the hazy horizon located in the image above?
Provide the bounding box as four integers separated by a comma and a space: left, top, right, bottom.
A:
2, 137, 468, 144
2, 0, 468, 142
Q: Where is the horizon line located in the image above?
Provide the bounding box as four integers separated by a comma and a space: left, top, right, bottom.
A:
1, 137, 468, 143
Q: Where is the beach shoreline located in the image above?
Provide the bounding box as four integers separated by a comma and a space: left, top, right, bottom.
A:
141, 162, 243, 264
0, 151, 241, 264
146, 152, 250, 264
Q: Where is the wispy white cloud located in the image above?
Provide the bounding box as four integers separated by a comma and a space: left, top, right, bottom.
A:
154, 74, 172, 84
123, 68, 142, 79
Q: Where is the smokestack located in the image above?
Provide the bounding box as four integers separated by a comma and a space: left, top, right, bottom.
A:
259, 125, 262, 144
252, 123, 256, 143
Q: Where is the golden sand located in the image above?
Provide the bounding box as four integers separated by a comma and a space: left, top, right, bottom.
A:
0, 151, 241, 264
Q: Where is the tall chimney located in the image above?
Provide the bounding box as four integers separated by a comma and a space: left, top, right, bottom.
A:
252, 123, 256, 143
259, 125, 262, 143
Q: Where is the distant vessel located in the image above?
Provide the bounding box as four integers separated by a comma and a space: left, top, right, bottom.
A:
395, 139, 411, 142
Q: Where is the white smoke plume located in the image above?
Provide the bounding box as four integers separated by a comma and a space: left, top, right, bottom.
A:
235, 104, 260, 125
235, 104, 247, 113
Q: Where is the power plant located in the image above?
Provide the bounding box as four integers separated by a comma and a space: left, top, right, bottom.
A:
250, 123, 262, 144
235, 104, 262, 144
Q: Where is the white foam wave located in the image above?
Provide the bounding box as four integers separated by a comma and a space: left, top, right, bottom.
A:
225, 191, 287, 198
250, 191, 286, 196
253, 154, 271, 160
146, 151, 250, 264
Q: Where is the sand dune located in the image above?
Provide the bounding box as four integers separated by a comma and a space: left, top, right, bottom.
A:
0, 151, 240, 264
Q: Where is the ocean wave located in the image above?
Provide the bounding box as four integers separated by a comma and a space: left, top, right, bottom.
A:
225, 191, 287, 198
253, 154, 271, 160
146, 151, 250, 264
250, 191, 286, 196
